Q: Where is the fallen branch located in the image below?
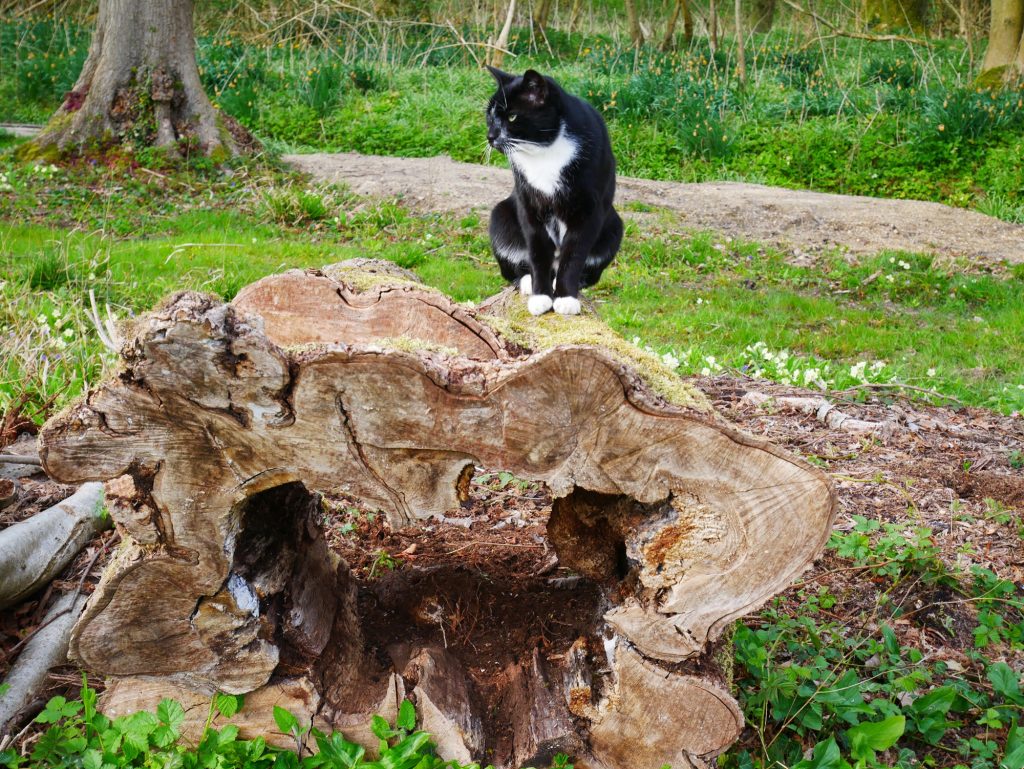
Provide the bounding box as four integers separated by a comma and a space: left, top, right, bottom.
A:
0, 591, 89, 735
779, 0, 930, 45
0, 454, 42, 466
742, 391, 900, 439
0, 483, 109, 610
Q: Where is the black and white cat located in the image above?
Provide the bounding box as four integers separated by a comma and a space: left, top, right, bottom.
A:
485, 67, 623, 315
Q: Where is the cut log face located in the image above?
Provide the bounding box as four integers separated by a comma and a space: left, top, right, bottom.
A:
39, 262, 836, 766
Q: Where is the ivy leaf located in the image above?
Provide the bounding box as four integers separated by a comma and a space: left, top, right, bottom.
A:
397, 700, 417, 732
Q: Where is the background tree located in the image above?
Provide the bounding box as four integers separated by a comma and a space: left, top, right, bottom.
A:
29, 0, 239, 158
981, 0, 1024, 78
750, 0, 777, 32
661, 0, 695, 49
625, 0, 645, 46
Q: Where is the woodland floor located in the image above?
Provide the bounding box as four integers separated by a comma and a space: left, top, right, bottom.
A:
285, 152, 1024, 265
2, 374, 1021, 758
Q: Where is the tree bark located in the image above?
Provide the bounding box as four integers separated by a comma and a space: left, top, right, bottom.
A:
980, 0, 1024, 77
0, 483, 109, 610
624, 0, 645, 46
710, 0, 720, 53
735, 0, 748, 82
661, 0, 695, 49
29, 0, 237, 157
39, 262, 836, 767
533, 0, 553, 29
0, 592, 89, 735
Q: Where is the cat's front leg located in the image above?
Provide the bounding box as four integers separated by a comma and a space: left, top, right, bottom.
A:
551, 229, 599, 315
525, 228, 557, 316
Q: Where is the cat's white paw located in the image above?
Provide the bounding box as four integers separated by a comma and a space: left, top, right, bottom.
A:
528, 294, 554, 316
519, 274, 533, 296
553, 296, 581, 315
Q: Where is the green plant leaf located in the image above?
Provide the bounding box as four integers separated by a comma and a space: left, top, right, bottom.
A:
370, 714, 394, 740
1003, 723, 1024, 769
397, 699, 416, 731
989, 663, 1024, 704
793, 737, 843, 769
214, 691, 245, 718
157, 698, 186, 729
81, 748, 103, 769
846, 715, 905, 761
274, 705, 300, 735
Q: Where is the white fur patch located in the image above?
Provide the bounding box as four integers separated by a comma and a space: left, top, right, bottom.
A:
528, 294, 554, 315
553, 296, 581, 315
508, 125, 578, 197
519, 274, 533, 295
496, 241, 529, 264
545, 218, 567, 248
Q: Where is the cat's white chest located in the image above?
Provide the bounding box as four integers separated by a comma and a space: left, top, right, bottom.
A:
509, 125, 578, 197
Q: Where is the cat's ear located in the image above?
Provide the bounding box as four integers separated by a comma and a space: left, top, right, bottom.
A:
486, 65, 515, 86
521, 69, 549, 105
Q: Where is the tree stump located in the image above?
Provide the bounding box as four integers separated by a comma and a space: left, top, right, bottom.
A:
39, 262, 836, 769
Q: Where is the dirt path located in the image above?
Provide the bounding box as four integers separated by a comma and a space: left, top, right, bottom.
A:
286, 152, 1024, 264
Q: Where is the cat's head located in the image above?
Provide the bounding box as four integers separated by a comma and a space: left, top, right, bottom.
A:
485, 67, 562, 153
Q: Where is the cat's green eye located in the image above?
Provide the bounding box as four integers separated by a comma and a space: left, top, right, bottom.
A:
508, 113, 518, 122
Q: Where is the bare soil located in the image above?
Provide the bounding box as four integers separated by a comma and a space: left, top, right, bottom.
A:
286, 151, 1024, 264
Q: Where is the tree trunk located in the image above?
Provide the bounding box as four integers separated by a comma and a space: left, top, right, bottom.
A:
39, 262, 836, 768
661, 0, 695, 49
751, 0, 776, 32
29, 0, 237, 157
979, 0, 1024, 78
709, 0, 720, 53
735, 0, 748, 82
624, 0, 645, 46
533, 0, 553, 29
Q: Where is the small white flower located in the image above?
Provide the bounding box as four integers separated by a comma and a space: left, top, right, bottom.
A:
700, 367, 711, 376
927, 368, 937, 377
899, 260, 911, 270
886, 274, 895, 283
696, 297, 704, 305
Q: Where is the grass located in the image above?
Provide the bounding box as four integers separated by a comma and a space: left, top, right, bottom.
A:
2, 16, 1024, 219
1, 145, 1022, 420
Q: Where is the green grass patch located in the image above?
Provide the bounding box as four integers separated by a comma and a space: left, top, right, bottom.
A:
2, 150, 1022, 420
3, 17, 1024, 220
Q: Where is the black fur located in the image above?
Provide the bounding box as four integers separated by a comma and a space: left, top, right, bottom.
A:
485, 67, 623, 303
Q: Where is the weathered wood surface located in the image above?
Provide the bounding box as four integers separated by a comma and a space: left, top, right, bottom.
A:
39, 262, 836, 768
